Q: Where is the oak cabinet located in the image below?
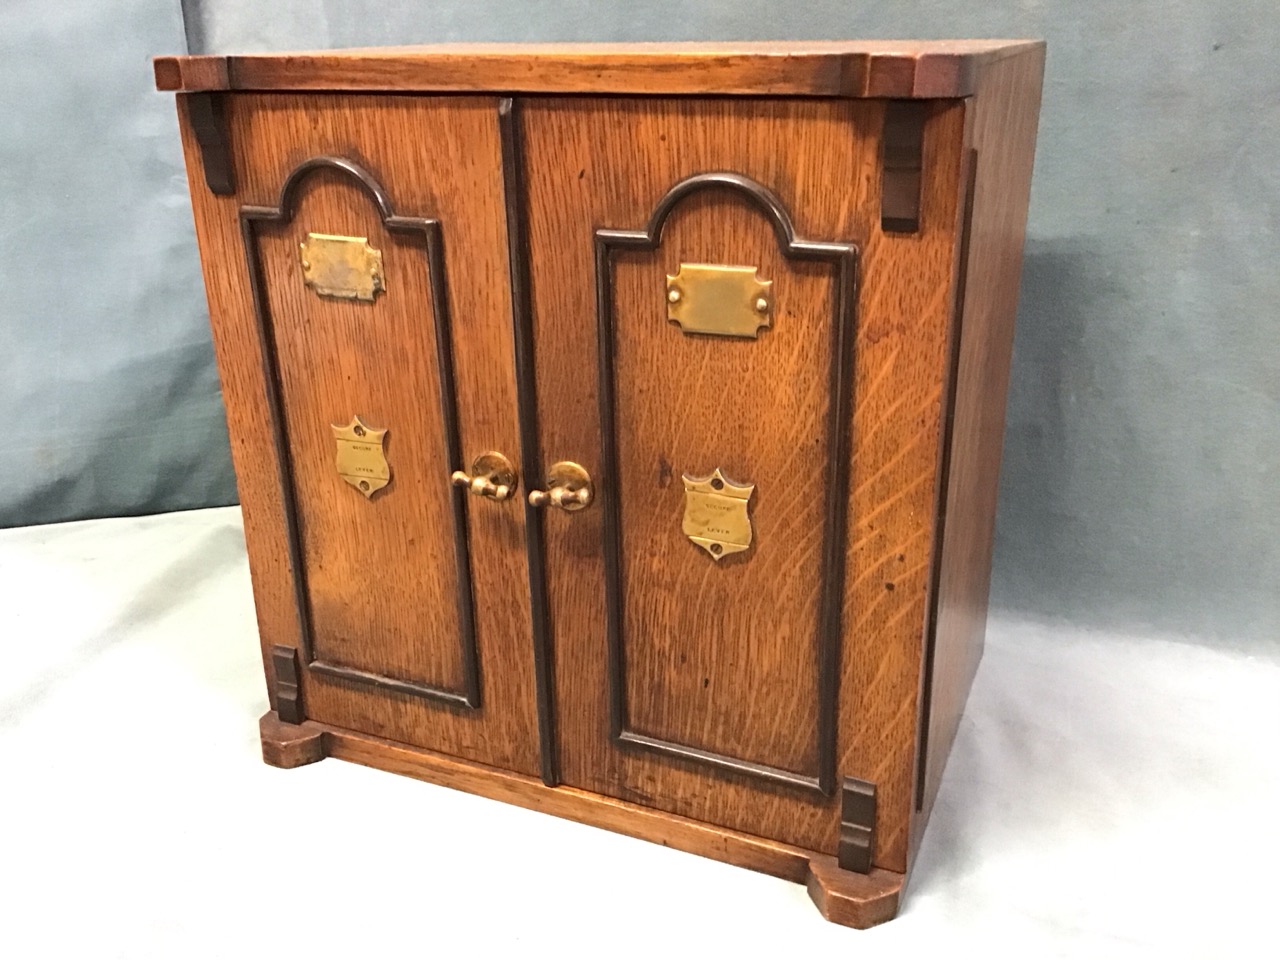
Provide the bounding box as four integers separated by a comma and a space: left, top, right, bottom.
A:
158, 40, 1045, 928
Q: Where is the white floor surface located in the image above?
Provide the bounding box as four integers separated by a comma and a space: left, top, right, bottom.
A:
2, 507, 1276, 958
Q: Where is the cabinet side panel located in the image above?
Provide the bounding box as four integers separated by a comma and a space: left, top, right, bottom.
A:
839, 101, 970, 872
176, 94, 299, 710
914, 48, 1046, 841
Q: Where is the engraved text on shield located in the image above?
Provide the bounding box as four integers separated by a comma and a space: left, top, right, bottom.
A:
681, 467, 754, 560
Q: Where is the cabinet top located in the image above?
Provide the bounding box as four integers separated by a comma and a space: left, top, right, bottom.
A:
154, 39, 1043, 99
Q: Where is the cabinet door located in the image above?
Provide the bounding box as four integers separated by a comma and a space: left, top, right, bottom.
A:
179, 94, 540, 776
519, 96, 966, 863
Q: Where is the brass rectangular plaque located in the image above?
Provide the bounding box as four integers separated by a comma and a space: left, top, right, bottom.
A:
682, 468, 754, 560
666, 263, 772, 338
300, 233, 385, 302
332, 416, 390, 498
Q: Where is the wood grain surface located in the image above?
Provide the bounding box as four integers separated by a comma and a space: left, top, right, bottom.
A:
177, 93, 541, 776
838, 100, 971, 871
610, 191, 837, 779
259, 710, 325, 768
154, 40, 1043, 99
521, 96, 968, 870
255, 170, 466, 692
913, 46, 1047, 842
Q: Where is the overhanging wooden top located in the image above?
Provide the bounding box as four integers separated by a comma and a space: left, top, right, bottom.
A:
154, 40, 1044, 99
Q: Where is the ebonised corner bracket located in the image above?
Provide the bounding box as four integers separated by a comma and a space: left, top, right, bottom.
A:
187, 92, 235, 195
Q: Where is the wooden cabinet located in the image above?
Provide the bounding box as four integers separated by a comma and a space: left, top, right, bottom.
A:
158, 40, 1045, 929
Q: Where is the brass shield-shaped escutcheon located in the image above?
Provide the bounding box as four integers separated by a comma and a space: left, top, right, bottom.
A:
681, 468, 754, 560
332, 416, 390, 498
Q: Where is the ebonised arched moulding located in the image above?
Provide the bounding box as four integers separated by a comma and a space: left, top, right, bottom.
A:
160, 42, 1046, 929
240, 155, 482, 709
594, 172, 858, 797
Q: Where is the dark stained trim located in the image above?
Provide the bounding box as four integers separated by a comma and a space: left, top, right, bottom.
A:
880, 100, 928, 233
240, 155, 481, 710
618, 731, 822, 793
594, 171, 858, 798
271, 644, 304, 724
186, 92, 235, 195
309, 660, 472, 706
498, 99, 560, 786
917, 147, 980, 810
838, 776, 878, 873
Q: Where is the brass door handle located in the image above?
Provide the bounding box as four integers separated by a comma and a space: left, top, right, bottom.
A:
451, 451, 518, 502
528, 461, 593, 512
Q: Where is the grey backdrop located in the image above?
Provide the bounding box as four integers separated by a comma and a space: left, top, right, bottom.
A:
4, 2, 1275, 647
0, 0, 237, 529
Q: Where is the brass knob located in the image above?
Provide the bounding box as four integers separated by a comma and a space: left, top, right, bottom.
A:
528, 461, 593, 512
451, 451, 518, 502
